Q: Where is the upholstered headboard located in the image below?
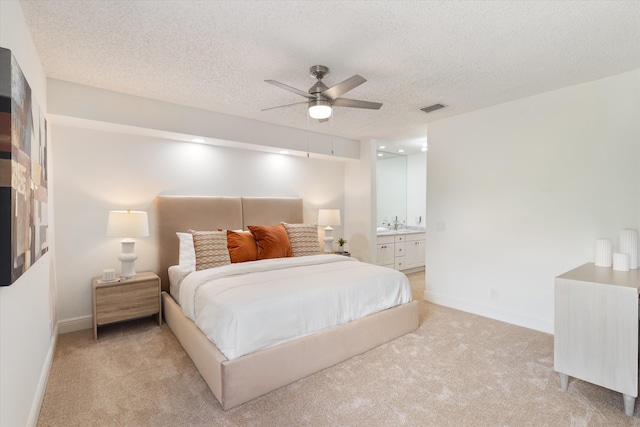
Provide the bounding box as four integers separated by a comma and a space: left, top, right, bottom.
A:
155, 196, 303, 292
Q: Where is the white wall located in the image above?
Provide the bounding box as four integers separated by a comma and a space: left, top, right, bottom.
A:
48, 79, 361, 160
52, 124, 346, 327
0, 2, 56, 426
345, 139, 376, 262
425, 69, 640, 333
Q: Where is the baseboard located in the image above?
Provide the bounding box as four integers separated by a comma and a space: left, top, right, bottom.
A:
424, 291, 553, 334
58, 315, 92, 334
27, 323, 58, 427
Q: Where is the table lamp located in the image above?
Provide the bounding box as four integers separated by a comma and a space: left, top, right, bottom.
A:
317, 209, 341, 253
106, 209, 149, 279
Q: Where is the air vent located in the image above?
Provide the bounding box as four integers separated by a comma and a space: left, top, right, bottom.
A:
420, 103, 445, 114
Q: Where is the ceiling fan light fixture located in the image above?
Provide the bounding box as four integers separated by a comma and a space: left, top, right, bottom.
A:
265, 65, 381, 119
308, 99, 332, 119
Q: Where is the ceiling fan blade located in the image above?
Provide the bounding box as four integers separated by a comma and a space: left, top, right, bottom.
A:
321, 75, 366, 100
332, 97, 382, 110
261, 101, 308, 111
265, 80, 314, 99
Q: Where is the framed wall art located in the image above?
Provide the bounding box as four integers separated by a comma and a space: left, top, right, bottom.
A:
0, 47, 48, 286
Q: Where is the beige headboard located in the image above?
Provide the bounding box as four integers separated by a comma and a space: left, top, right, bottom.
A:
155, 196, 303, 292
241, 197, 303, 229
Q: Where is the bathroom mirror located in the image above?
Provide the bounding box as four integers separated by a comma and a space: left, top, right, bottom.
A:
376, 153, 407, 230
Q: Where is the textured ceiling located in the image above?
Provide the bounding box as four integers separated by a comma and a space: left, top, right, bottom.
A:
19, 0, 640, 153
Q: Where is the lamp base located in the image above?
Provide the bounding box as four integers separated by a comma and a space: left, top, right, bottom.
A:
118, 240, 138, 279
323, 225, 334, 253
323, 237, 334, 253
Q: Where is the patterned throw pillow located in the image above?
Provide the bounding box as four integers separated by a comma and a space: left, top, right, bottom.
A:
282, 223, 321, 257
189, 230, 231, 270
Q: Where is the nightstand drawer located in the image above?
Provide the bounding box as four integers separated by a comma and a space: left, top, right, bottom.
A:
96, 281, 159, 325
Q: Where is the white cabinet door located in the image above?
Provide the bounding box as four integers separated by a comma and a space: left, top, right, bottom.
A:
376, 243, 395, 267
405, 240, 425, 269
376, 236, 395, 267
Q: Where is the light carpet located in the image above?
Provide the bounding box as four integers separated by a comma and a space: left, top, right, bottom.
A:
37, 272, 640, 426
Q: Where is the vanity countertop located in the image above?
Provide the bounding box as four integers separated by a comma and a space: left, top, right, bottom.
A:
377, 228, 426, 236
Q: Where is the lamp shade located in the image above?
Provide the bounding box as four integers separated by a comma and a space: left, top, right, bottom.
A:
106, 210, 149, 238
308, 100, 332, 119
317, 209, 341, 226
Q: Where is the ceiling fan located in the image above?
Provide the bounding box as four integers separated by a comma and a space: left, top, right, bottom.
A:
263, 65, 383, 121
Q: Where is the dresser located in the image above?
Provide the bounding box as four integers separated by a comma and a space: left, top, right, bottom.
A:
554, 263, 640, 416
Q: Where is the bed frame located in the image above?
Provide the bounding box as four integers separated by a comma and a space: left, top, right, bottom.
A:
156, 195, 419, 410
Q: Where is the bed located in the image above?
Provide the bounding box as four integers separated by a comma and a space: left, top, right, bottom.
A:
156, 195, 419, 410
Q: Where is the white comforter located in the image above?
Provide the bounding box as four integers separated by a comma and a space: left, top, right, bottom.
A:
179, 254, 412, 360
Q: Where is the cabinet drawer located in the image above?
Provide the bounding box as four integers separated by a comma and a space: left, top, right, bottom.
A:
406, 233, 426, 242
377, 235, 395, 245
394, 235, 405, 243
395, 257, 405, 270
96, 281, 159, 325
395, 242, 405, 257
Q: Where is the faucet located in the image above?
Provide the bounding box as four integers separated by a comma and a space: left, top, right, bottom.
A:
393, 216, 404, 230
381, 216, 405, 230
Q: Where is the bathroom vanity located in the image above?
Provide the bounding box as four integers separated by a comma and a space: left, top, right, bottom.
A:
376, 230, 425, 272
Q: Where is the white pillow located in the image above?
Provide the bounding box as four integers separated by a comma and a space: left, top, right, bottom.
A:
176, 232, 196, 271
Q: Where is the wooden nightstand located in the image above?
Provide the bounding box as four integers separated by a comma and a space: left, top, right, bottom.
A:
92, 271, 162, 340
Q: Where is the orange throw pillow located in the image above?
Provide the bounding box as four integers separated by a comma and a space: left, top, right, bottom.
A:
247, 224, 293, 260
226, 230, 258, 263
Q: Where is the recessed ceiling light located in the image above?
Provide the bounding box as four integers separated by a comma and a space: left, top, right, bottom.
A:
279, 150, 289, 154
398, 149, 404, 153
192, 138, 205, 143
379, 145, 386, 149
378, 153, 383, 157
